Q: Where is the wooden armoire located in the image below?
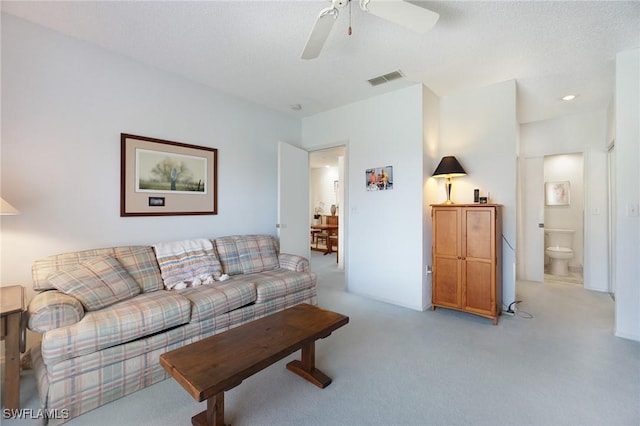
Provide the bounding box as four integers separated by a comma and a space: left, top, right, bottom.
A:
431, 204, 502, 324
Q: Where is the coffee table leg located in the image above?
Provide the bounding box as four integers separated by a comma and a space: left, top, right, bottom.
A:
191, 392, 226, 426
286, 341, 332, 389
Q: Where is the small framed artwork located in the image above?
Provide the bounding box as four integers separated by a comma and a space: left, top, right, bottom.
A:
121, 134, 218, 216
545, 181, 570, 206
366, 166, 393, 191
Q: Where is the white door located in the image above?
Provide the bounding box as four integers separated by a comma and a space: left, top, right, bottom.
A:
277, 142, 310, 258
523, 157, 545, 282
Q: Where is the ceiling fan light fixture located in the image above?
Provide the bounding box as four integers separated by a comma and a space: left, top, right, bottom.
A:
301, 0, 439, 60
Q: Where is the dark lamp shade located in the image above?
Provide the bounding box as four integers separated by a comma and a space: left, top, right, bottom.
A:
432, 156, 467, 178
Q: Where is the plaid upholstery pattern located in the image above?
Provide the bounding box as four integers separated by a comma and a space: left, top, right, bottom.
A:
213, 234, 279, 275
278, 253, 310, 272
213, 236, 243, 275
41, 290, 191, 365
47, 256, 141, 311
28, 234, 317, 424
32, 287, 317, 424
28, 290, 85, 333
236, 235, 280, 274
153, 239, 222, 290
178, 280, 257, 322
251, 269, 316, 303
32, 246, 163, 293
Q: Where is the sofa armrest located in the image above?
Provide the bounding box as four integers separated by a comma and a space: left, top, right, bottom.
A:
27, 290, 85, 333
278, 253, 310, 272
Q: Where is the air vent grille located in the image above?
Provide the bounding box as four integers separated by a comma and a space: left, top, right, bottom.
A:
367, 70, 404, 86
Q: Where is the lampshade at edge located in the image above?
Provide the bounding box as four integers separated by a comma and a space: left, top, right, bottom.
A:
0, 197, 20, 215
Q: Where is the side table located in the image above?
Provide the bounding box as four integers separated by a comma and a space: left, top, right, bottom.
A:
1, 285, 25, 410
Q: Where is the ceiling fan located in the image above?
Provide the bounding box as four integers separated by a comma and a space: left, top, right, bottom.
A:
301, 0, 439, 60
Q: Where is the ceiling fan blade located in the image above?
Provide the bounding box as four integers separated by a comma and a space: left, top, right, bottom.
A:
301, 7, 339, 60
361, 0, 439, 33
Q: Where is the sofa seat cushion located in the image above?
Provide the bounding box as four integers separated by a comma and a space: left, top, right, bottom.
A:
178, 281, 257, 322
41, 290, 191, 365
47, 256, 141, 311
247, 269, 317, 303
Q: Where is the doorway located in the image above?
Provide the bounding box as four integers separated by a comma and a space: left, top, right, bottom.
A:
520, 153, 585, 286
309, 146, 346, 272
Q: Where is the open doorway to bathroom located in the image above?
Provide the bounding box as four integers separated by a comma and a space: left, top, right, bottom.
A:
542, 153, 584, 286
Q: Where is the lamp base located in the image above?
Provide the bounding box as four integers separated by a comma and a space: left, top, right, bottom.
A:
444, 178, 454, 204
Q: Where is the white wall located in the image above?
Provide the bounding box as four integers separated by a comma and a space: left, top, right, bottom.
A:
439, 80, 518, 308
614, 49, 640, 341
422, 85, 441, 309
310, 166, 339, 221
520, 111, 609, 292
0, 15, 301, 299
302, 85, 426, 310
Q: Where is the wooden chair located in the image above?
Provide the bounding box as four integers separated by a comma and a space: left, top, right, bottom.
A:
315, 232, 329, 249
328, 235, 338, 262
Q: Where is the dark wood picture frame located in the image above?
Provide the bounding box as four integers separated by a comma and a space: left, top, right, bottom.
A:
121, 133, 218, 216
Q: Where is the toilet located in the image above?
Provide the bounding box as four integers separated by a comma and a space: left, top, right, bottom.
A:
545, 229, 575, 276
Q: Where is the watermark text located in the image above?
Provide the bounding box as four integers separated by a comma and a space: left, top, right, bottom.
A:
2, 408, 70, 420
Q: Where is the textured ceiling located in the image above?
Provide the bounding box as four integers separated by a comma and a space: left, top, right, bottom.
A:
2, 1, 639, 124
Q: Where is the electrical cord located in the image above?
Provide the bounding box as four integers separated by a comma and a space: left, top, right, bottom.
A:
502, 300, 533, 319
507, 300, 521, 313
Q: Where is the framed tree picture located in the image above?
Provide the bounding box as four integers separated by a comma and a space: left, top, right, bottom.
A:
121, 134, 217, 216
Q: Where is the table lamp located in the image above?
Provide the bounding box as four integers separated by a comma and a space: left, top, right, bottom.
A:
432, 156, 467, 204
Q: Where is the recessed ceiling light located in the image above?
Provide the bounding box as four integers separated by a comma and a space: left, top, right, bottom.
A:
290, 104, 302, 111
561, 95, 577, 101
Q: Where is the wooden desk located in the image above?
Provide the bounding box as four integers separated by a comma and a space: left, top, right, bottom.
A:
1, 285, 25, 410
160, 304, 349, 426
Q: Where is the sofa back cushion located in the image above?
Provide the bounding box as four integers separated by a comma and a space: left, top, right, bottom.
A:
214, 235, 279, 275
32, 246, 163, 293
47, 256, 141, 311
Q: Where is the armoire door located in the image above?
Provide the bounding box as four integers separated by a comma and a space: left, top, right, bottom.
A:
432, 207, 461, 308
461, 207, 496, 316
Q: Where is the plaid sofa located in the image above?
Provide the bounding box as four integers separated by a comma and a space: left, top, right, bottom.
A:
27, 234, 317, 424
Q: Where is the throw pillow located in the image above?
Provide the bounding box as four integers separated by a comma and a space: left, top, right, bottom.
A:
47, 256, 141, 311
235, 235, 279, 274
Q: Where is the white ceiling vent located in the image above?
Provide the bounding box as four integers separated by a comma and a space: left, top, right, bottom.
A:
367, 70, 404, 86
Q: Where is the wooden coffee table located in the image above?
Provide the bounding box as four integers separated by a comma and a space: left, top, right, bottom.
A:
159, 303, 349, 426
